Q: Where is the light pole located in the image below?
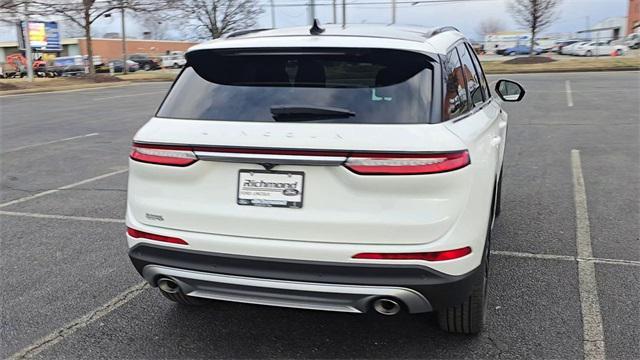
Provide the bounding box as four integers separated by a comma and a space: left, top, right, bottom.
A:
342, 0, 346, 28
391, 0, 396, 25
333, 0, 337, 24
23, 2, 33, 82
121, 0, 127, 74
308, 0, 315, 25
270, 0, 276, 28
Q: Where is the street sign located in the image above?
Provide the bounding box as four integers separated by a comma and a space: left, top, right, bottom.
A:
17, 21, 62, 52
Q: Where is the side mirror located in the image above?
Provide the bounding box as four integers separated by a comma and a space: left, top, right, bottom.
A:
495, 79, 525, 102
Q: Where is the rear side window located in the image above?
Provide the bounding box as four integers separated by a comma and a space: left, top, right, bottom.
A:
157, 48, 434, 124
457, 44, 483, 106
465, 43, 490, 99
442, 48, 469, 120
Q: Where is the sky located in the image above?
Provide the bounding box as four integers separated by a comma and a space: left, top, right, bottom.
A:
0, 0, 631, 42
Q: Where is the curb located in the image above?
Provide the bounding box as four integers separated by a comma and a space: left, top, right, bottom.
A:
484, 66, 640, 75
0, 81, 132, 97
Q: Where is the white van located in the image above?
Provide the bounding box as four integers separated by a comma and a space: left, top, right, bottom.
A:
161, 54, 186, 68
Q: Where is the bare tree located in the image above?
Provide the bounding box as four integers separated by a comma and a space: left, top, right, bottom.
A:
476, 18, 506, 39
1, 0, 27, 24
32, 1, 176, 75
175, 0, 264, 40
508, 0, 561, 55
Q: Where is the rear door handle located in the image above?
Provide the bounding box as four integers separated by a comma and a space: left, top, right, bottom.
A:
490, 136, 502, 147
498, 121, 507, 129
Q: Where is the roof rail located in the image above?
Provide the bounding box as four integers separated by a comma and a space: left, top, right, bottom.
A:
430, 26, 460, 37
224, 28, 272, 39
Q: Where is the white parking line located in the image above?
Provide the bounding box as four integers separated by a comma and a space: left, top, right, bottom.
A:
491, 250, 575, 261
0, 211, 124, 223
0, 168, 128, 209
571, 149, 606, 360
94, 91, 166, 101
0, 84, 131, 98
2, 133, 99, 154
491, 250, 640, 267
565, 80, 574, 107
8, 282, 149, 360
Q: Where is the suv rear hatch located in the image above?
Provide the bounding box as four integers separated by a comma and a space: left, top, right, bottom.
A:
128, 47, 471, 245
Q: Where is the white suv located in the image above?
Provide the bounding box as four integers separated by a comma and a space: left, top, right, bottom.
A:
126, 23, 524, 334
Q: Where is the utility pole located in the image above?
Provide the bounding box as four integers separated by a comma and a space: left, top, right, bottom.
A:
121, 0, 127, 74
270, 0, 276, 28
308, 0, 315, 25
332, 0, 337, 24
23, 2, 33, 82
342, 0, 346, 28
391, 0, 396, 24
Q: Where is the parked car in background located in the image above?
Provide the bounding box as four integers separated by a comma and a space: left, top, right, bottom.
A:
624, 33, 640, 49
96, 60, 140, 73
161, 54, 186, 68
128, 54, 160, 71
112, 60, 140, 72
126, 24, 526, 335
502, 44, 543, 55
553, 40, 581, 53
561, 41, 588, 55
573, 41, 628, 56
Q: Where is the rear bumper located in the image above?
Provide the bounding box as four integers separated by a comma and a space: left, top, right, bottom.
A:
129, 244, 484, 313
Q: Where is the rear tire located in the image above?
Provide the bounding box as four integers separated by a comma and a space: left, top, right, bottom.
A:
437, 217, 491, 335
436, 259, 487, 334
160, 289, 208, 306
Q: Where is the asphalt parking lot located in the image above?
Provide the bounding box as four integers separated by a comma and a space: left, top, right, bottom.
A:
1, 71, 638, 359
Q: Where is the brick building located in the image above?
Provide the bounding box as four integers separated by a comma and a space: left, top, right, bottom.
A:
629, 0, 640, 34
76, 38, 198, 60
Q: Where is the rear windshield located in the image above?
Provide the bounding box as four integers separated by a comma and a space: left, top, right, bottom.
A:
157, 48, 434, 124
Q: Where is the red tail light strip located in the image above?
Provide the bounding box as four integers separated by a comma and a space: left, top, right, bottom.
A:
127, 227, 189, 245
344, 151, 469, 175
352, 247, 472, 262
130, 144, 197, 166
131, 143, 469, 174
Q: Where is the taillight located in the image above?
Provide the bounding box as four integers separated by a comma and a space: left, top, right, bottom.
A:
352, 247, 472, 262
127, 227, 188, 245
130, 144, 197, 166
344, 151, 470, 175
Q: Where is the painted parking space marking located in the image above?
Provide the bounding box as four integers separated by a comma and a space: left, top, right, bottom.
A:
0, 169, 128, 209
0, 211, 124, 223
572, 149, 606, 360
565, 80, 574, 107
1, 133, 99, 154
7, 282, 149, 360
93, 91, 166, 101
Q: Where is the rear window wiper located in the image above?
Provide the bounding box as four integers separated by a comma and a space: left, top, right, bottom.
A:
270, 105, 355, 122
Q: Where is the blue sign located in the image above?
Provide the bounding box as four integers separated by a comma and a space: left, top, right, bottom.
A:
44, 22, 61, 51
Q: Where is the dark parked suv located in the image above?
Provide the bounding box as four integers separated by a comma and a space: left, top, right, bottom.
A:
128, 54, 160, 71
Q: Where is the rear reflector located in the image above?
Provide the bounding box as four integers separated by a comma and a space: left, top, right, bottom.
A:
352, 247, 472, 262
130, 144, 197, 166
344, 151, 470, 175
127, 227, 188, 245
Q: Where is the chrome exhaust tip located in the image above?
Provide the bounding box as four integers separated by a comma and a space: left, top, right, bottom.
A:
373, 298, 401, 315
157, 277, 180, 294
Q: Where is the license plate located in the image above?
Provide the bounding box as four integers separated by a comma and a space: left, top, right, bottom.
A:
237, 170, 304, 208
